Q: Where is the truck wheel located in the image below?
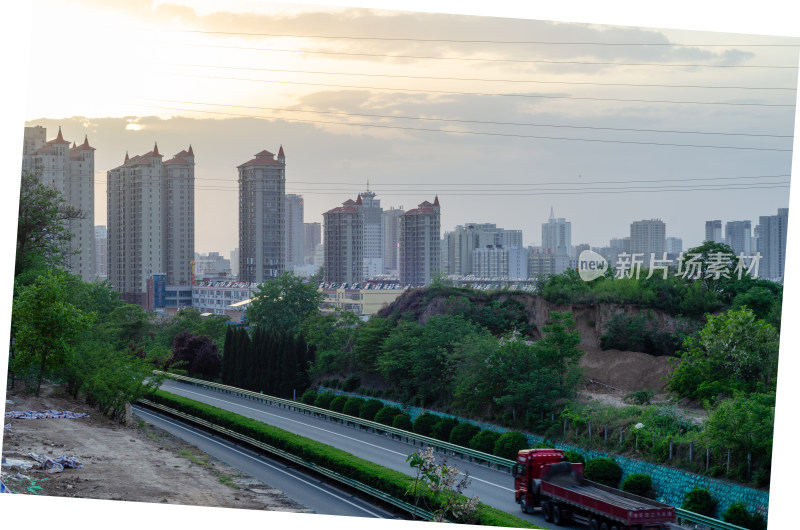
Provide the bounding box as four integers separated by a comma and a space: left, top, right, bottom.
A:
552, 505, 564, 526
588, 518, 600, 530
609, 525, 620, 530
599, 522, 609, 530
542, 501, 553, 523
520, 497, 531, 515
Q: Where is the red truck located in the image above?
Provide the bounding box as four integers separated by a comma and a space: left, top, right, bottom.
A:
513, 448, 676, 530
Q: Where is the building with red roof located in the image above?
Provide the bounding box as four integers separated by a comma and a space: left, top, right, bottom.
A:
400, 196, 441, 286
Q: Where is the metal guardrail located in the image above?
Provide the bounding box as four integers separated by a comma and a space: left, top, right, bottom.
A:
675, 508, 748, 530
137, 398, 437, 522
154, 372, 750, 530
154, 371, 515, 472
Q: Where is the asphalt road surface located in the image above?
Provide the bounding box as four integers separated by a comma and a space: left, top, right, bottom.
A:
156, 379, 564, 529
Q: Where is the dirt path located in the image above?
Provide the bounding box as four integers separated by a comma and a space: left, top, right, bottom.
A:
1, 383, 310, 512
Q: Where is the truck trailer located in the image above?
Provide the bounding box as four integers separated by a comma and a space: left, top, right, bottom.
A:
513, 448, 676, 530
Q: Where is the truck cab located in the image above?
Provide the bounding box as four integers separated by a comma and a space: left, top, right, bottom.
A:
513, 448, 573, 513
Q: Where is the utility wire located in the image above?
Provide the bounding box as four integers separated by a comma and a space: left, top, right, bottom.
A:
140, 104, 794, 152
150, 99, 795, 139
169, 42, 800, 69
174, 64, 797, 91
165, 73, 797, 108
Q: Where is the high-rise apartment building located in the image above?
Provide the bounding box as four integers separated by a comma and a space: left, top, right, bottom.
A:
444, 223, 499, 275
705, 220, 723, 244
238, 147, 285, 284
665, 237, 683, 255
304, 222, 321, 264
399, 197, 441, 286
359, 191, 385, 278
323, 196, 363, 284
22, 126, 96, 281
725, 220, 752, 256
107, 143, 195, 306
542, 208, 571, 256
284, 194, 305, 271
472, 246, 508, 278
630, 219, 666, 258
95, 225, 107, 280
756, 208, 789, 281
383, 207, 404, 274
230, 248, 239, 278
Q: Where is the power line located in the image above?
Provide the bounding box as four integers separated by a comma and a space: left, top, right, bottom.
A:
174, 64, 797, 91
165, 73, 797, 108
140, 104, 794, 152
171, 42, 800, 69
151, 99, 795, 139
169, 29, 800, 47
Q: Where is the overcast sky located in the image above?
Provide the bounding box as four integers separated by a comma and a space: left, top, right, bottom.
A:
2, 2, 800, 530
17, 0, 799, 256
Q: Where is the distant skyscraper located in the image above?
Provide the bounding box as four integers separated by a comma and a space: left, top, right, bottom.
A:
705, 220, 723, 243
323, 196, 363, 284
359, 190, 384, 278
756, 208, 789, 281
665, 237, 683, 256
400, 197, 441, 286
444, 222, 503, 275
22, 126, 96, 281
194, 252, 232, 279
630, 219, 666, 259
230, 248, 239, 278
542, 208, 571, 256
725, 220, 752, 256
107, 143, 195, 306
472, 246, 508, 278
383, 207, 404, 274
284, 194, 304, 271
238, 146, 285, 284
507, 247, 529, 279
94, 226, 107, 280
304, 222, 321, 264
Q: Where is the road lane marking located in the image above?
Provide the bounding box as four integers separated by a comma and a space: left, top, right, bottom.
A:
133, 406, 386, 518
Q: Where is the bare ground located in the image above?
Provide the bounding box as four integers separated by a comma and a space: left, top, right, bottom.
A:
1, 383, 310, 513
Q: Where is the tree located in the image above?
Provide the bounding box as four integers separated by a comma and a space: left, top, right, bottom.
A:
169, 332, 221, 380
704, 392, 775, 463
15, 172, 84, 278
245, 271, 323, 334
11, 269, 94, 396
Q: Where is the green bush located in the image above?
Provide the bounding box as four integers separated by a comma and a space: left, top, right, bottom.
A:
392, 413, 413, 431
621, 473, 652, 498
299, 388, 317, 405
373, 406, 402, 426
432, 417, 460, 442
329, 396, 347, 413
722, 502, 766, 530
682, 487, 717, 517
562, 450, 585, 464
343, 397, 365, 417
584, 458, 623, 488
449, 423, 481, 447
358, 399, 385, 421
342, 374, 361, 392
493, 431, 529, 460
413, 412, 440, 437
314, 392, 335, 409
470, 430, 501, 454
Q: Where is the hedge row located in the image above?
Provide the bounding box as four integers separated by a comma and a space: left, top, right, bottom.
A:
305, 390, 531, 461
146, 390, 540, 528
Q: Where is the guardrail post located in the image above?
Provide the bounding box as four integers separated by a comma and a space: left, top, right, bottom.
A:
669, 438, 673, 461
689, 441, 693, 463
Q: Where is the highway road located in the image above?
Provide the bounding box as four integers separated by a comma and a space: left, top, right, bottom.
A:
132, 404, 400, 520
156, 379, 562, 529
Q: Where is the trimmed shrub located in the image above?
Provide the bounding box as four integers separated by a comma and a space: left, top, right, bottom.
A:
329, 396, 347, 413
374, 406, 402, 426
449, 423, 481, 447
342, 374, 360, 392
343, 397, 366, 417
413, 412, 440, 437
682, 487, 717, 517
432, 417, 460, 442
722, 502, 766, 530
358, 399, 385, 421
562, 450, 585, 464
585, 458, 623, 488
392, 413, 413, 431
621, 473, 652, 498
299, 388, 317, 405
493, 431, 529, 460
469, 430, 501, 454
313, 392, 335, 409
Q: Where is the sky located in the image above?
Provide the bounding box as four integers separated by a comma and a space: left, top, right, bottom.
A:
15, 0, 800, 257
2, 2, 800, 530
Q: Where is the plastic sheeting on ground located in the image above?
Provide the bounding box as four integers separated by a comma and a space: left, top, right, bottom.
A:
4, 410, 89, 419
27, 453, 84, 474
